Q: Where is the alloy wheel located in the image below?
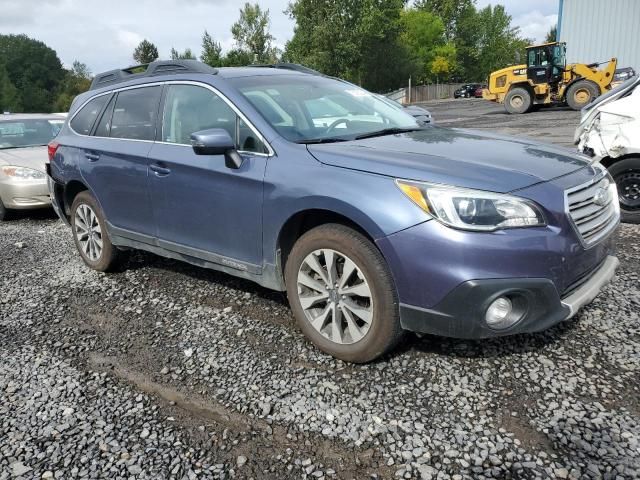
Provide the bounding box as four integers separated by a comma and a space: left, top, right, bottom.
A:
297, 249, 373, 345
75, 204, 103, 261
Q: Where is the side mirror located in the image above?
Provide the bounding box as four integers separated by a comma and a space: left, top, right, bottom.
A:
190, 128, 242, 169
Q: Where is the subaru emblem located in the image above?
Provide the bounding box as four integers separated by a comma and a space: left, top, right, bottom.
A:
593, 187, 609, 207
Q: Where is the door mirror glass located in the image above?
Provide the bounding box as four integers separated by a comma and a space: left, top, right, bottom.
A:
190, 128, 235, 155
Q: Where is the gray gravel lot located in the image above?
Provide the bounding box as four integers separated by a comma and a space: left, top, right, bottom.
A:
421, 98, 579, 148
1, 104, 639, 479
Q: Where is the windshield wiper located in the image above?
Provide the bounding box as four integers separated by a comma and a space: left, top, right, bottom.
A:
298, 137, 350, 145
354, 127, 423, 140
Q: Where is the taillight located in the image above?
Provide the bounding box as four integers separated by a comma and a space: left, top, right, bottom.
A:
47, 141, 59, 163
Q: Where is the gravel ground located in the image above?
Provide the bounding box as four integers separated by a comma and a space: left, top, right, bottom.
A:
2, 214, 639, 479
1, 110, 639, 479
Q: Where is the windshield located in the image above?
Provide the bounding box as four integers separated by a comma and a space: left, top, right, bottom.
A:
0, 119, 63, 149
229, 75, 420, 143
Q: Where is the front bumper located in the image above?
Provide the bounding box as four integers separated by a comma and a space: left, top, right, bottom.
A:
482, 90, 498, 101
399, 255, 618, 338
0, 177, 51, 209
561, 255, 618, 318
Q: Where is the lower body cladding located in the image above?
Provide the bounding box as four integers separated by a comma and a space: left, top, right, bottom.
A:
47, 175, 69, 224
0, 178, 51, 210
376, 219, 618, 339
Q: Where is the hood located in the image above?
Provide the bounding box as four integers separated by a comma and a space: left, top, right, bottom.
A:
307, 127, 588, 193
0, 146, 48, 173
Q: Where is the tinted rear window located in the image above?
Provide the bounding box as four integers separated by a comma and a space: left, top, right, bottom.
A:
70, 95, 109, 135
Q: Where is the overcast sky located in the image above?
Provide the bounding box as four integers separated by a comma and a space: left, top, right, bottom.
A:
0, 0, 559, 74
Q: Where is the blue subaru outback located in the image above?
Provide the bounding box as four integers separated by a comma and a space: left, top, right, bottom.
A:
47, 60, 620, 362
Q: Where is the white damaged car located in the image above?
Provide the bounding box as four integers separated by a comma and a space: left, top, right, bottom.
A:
576, 76, 640, 223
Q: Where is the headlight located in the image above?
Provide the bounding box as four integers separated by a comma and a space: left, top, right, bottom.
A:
1, 166, 46, 181
396, 179, 545, 231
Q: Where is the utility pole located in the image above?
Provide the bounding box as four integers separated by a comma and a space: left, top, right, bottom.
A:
408, 76, 412, 104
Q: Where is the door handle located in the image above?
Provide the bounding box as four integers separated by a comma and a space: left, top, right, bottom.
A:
85, 152, 100, 162
150, 163, 171, 176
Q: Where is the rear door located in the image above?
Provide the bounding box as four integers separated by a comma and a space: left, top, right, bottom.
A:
78, 85, 162, 239
147, 82, 269, 270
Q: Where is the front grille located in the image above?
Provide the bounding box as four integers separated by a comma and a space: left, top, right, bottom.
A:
566, 168, 618, 247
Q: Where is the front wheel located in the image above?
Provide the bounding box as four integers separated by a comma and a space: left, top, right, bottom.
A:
285, 224, 404, 363
71, 191, 121, 271
566, 80, 600, 110
608, 157, 640, 224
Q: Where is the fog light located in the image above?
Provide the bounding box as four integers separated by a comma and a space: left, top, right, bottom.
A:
485, 296, 514, 329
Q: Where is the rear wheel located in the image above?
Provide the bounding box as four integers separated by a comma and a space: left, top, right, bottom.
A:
504, 87, 532, 114
0, 198, 6, 221
71, 191, 121, 271
608, 157, 640, 224
285, 224, 404, 363
566, 80, 600, 110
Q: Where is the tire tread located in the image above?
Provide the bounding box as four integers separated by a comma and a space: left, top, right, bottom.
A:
285, 223, 404, 363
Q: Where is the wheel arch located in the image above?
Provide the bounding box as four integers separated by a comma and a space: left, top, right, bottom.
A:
276, 208, 381, 282
62, 179, 90, 219
508, 82, 534, 95
599, 154, 640, 169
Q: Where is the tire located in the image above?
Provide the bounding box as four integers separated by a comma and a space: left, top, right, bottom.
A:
70, 191, 121, 271
0, 198, 7, 221
566, 80, 600, 110
608, 157, 640, 224
285, 224, 404, 363
504, 87, 532, 114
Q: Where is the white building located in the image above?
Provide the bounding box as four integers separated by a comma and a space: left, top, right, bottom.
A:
558, 0, 640, 70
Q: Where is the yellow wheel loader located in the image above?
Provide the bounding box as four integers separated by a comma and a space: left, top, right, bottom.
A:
483, 42, 617, 114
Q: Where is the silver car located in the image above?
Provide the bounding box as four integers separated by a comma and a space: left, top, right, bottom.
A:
0, 113, 66, 220
376, 95, 432, 125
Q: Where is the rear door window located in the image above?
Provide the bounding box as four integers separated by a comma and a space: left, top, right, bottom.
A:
110, 86, 162, 141
70, 95, 110, 135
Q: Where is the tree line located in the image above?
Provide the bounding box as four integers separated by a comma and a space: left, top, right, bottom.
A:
142, 0, 531, 93
0, 34, 93, 114
1, 0, 535, 113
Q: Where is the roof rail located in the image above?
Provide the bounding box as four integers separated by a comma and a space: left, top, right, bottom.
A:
89, 60, 218, 90
252, 63, 323, 76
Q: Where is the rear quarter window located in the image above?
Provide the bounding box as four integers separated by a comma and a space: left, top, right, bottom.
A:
70, 95, 110, 135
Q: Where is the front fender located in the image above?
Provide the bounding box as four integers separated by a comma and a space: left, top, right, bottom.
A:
262, 141, 429, 268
